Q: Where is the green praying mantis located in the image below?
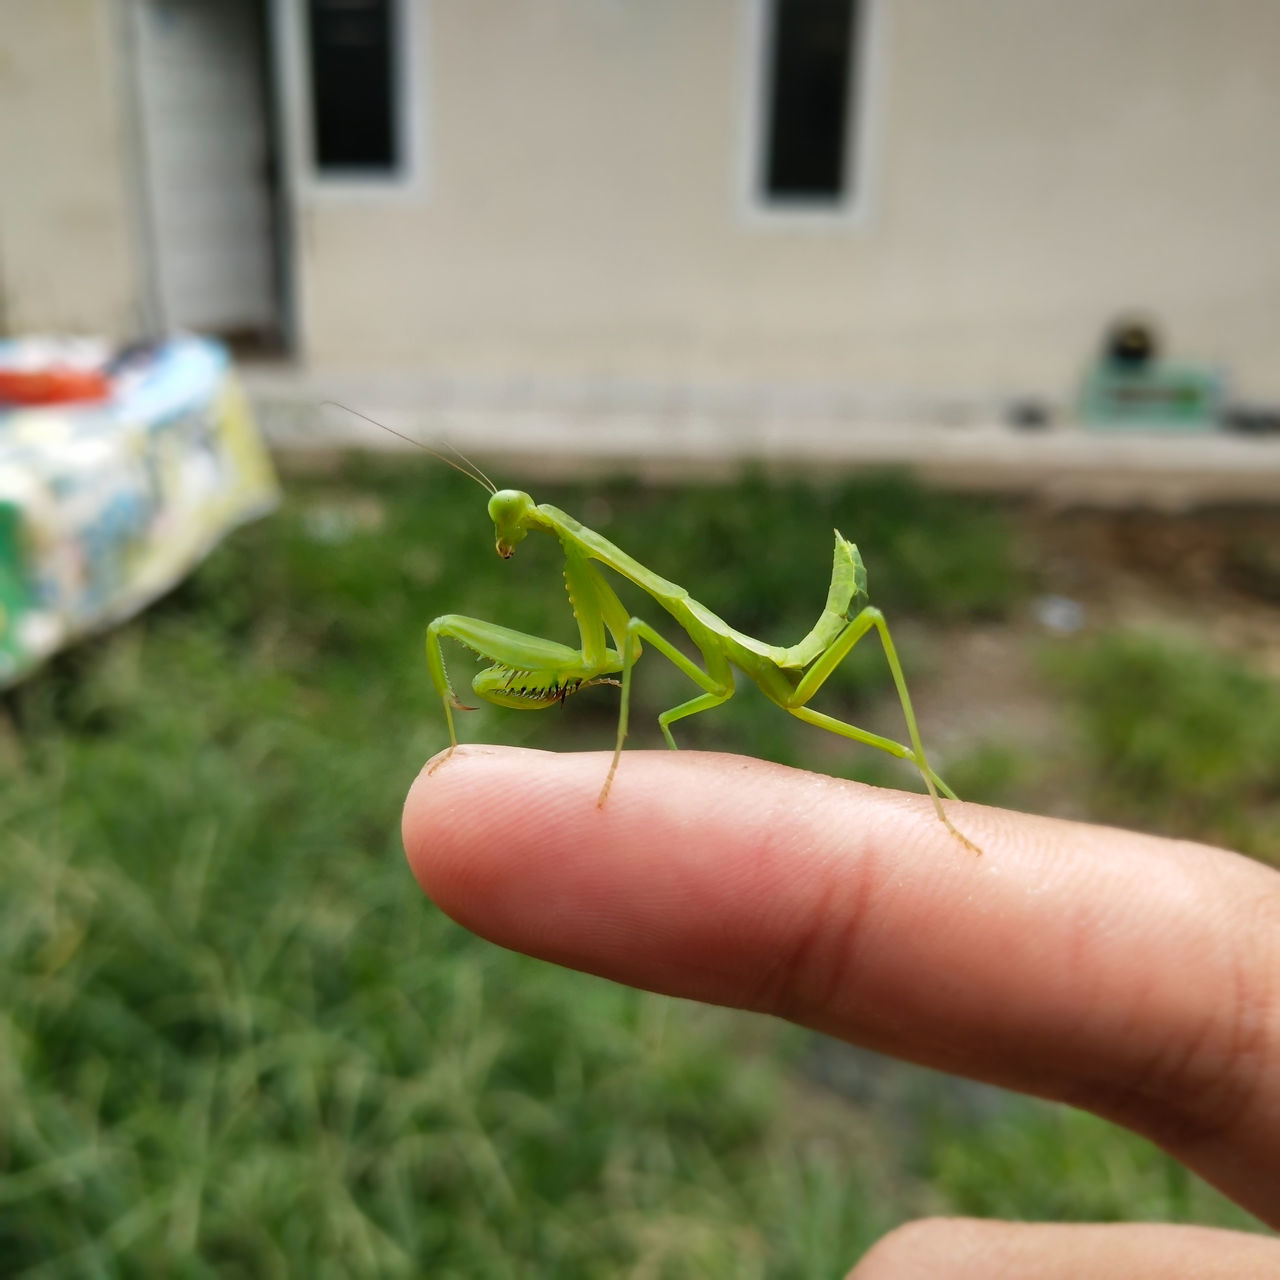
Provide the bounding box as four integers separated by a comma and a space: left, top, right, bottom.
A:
341, 408, 974, 849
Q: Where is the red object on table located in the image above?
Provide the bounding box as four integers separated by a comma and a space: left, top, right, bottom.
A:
0, 367, 113, 407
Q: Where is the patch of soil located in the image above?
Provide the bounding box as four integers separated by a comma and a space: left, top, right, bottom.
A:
884, 502, 1280, 820
1029, 504, 1280, 672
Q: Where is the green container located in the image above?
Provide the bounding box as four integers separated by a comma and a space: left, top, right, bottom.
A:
1079, 362, 1224, 432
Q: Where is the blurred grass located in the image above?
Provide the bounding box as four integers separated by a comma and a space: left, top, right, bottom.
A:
1046, 631, 1280, 859
923, 1102, 1259, 1227
0, 462, 1272, 1274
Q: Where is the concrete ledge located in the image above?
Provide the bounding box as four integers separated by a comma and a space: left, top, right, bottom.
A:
244, 370, 1280, 509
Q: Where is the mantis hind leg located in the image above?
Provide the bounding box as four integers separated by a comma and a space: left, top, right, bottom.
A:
788, 606, 978, 853
787, 705, 957, 800
601, 618, 733, 806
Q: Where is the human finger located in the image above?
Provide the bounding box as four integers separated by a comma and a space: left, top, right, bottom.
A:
403, 747, 1280, 1225
848, 1219, 1280, 1279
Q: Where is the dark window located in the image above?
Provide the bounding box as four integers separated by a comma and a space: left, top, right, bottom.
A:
308, 0, 398, 173
761, 0, 860, 203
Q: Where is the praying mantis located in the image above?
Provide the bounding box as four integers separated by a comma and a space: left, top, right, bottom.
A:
334, 408, 973, 848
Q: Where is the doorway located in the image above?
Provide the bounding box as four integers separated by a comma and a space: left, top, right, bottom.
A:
131, 0, 288, 350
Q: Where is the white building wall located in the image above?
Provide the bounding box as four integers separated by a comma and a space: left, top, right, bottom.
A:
0, 0, 140, 335
0, 0, 1275, 405
295, 0, 1280, 400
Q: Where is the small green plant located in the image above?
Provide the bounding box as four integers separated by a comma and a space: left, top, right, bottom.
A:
1047, 631, 1280, 858
928, 1101, 1257, 1226
942, 742, 1032, 809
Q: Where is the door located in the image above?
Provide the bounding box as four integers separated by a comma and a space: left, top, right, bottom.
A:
133, 0, 283, 343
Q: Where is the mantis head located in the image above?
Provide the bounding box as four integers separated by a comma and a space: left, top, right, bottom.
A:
488, 489, 537, 558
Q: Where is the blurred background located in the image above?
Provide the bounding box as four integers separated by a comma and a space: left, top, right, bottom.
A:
1, 0, 1278, 1273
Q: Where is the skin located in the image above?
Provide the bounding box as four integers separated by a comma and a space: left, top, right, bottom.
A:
403, 747, 1280, 1276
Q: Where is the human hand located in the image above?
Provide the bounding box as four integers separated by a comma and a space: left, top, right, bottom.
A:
403, 747, 1280, 1276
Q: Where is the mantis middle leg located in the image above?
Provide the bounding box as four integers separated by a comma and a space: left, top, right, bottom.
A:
601, 617, 734, 805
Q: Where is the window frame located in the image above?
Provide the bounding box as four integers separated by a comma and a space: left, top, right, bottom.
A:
287, 0, 427, 200
739, 0, 882, 227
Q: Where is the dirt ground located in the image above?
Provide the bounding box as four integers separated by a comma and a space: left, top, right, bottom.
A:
895, 502, 1280, 823
1031, 504, 1280, 666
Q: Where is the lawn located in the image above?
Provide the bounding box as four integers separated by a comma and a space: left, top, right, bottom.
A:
1, 461, 1272, 1275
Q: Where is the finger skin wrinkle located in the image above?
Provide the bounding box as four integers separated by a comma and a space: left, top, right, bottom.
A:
1041, 852, 1280, 1223
1108, 872, 1279, 1159
1180, 884, 1280, 1164
742, 785, 953, 1033
748, 820, 881, 1025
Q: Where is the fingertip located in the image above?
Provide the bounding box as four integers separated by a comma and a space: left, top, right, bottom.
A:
398, 748, 917, 1003
402, 744, 552, 898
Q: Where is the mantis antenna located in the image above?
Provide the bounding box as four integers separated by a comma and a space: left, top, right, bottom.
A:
320, 401, 498, 495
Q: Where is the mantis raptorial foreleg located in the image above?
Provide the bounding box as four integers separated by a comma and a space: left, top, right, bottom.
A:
425, 612, 622, 771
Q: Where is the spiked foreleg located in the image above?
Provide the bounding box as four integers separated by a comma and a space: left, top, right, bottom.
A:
426, 613, 621, 766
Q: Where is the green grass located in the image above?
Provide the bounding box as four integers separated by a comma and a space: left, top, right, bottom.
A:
1047, 631, 1280, 859
923, 1101, 1259, 1227
0, 464, 1269, 1274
